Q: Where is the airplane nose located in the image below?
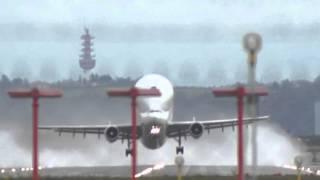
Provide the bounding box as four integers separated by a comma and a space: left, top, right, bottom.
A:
150, 125, 161, 135
141, 118, 166, 149
142, 117, 165, 135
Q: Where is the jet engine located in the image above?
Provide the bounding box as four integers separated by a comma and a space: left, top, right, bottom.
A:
105, 126, 119, 143
189, 122, 204, 139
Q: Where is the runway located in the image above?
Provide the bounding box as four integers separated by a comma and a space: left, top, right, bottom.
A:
1, 165, 305, 177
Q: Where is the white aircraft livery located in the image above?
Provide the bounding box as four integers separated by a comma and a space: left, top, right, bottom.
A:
40, 74, 268, 156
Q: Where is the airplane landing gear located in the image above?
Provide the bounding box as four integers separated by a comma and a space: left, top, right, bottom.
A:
176, 146, 184, 154
175, 131, 184, 154
126, 148, 132, 157
125, 135, 132, 157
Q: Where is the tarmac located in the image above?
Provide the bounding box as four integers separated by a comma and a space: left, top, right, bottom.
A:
2, 165, 303, 177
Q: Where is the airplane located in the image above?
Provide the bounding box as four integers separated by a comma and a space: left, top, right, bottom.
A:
39, 74, 269, 156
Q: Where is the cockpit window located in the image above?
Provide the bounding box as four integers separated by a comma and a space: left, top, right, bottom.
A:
150, 110, 161, 113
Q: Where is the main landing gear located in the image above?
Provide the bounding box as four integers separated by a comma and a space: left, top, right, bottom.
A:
175, 131, 184, 154
125, 135, 132, 157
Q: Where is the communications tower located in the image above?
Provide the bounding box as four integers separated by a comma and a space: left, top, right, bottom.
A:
79, 28, 96, 75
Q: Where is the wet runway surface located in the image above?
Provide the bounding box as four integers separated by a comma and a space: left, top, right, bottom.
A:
24, 165, 300, 177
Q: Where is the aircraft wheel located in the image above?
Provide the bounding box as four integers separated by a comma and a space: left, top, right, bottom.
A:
176, 146, 184, 154
125, 149, 132, 157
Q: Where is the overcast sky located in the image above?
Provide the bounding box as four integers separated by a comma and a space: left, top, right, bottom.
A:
2, 0, 320, 25
1, 0, 320, 84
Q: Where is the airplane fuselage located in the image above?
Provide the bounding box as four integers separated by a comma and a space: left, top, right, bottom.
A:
135, 74, 174, 149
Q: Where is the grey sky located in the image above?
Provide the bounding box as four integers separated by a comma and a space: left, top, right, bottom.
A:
1, 1, 320, 84
2, 0, 320, 25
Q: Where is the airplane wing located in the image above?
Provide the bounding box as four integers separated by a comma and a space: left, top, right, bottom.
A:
39, 124, 142, 140
166, 116, 269, 138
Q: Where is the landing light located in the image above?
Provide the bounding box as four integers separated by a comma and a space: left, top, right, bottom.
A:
135, 162, 166, 178
141, 168, 153, 175
243, 33, 262, 53
150, 126, 161, 135
175, 155, 185, 167
153, 162, 165, 170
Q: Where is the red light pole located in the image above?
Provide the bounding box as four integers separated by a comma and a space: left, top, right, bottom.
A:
8, 88, 63, 180
213, 86, 267, 180
107, 87, 161, 180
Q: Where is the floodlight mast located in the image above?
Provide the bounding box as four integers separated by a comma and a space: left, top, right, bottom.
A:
213, 86, 267, 180
243, 32, 263, 180
8, 88, 63, 180
107, 87, 161, 180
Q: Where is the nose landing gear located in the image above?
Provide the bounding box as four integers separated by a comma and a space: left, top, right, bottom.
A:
176, 146, 184, 154
175, 131, 184, 154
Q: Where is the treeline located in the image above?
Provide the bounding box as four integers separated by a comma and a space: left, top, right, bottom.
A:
0, 73, 135, 88
1, 73, 320, 136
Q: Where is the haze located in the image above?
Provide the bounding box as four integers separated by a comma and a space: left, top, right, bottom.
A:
0, 0, 320, 84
